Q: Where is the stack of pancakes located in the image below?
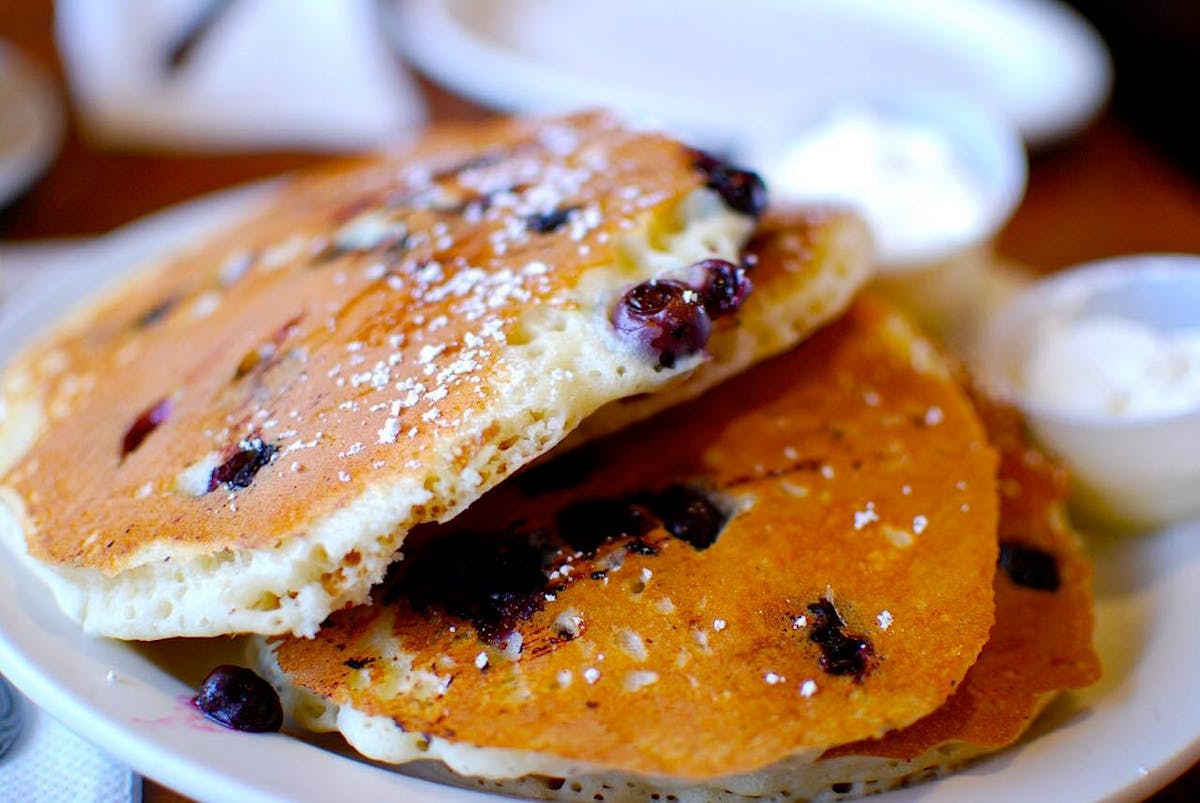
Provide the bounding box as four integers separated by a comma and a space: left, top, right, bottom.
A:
0, 112, 1099, 800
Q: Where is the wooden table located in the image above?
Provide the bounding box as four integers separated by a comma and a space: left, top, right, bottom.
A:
3, 3, 1200, 802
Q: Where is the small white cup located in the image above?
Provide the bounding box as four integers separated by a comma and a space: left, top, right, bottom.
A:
978, 255, 1200, 530
744, 87, 1027, 341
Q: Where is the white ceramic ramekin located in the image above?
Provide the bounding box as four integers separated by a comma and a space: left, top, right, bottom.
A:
978, 254, 1200, 530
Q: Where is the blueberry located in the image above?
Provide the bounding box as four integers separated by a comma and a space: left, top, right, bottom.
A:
556, 498, 656, 555
611, 280, 712, 369
650, 485, 728, 550
208, 438, 278, 492
691, 150, 768, 217
688, 259, 752, 318
998, 542, 1060, 591
806, 598, 874, 681
122, 398, 171, 458
398, 530, 551, 646
193, 665, 283, 733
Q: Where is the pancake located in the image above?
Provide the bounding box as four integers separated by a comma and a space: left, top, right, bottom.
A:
0, 112, 871, 640
803, 394, 1101, 798
461, 397, 1100, 801
259, 296, 1001, 784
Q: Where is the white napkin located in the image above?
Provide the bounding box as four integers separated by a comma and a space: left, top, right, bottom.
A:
0, 683, 138, 803
55, 0, 427, 152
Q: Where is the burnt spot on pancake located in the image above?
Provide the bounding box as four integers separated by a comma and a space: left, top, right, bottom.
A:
207, 437, 279, 492
807, 597, 875, 681
395, 530, 553, 647
343, 657, 374, 670
647, 485, 728, 550
525, 205, 580, 234
556, 499, 656, 556
121, 397, 172, 458
998, 541, 1060, 591
134, 297, 177, 329
690, 149, 768, 218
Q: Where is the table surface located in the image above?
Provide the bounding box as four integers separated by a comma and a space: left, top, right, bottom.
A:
2, 3, 1200, 802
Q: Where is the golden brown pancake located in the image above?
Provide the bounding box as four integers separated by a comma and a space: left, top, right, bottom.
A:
0, 113, 871, 639
263, 296, 1000, 780
459, 395, 1102, 801
823, 395, 1101, 763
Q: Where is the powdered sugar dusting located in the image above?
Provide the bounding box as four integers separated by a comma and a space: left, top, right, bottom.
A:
853, 501, 879, 530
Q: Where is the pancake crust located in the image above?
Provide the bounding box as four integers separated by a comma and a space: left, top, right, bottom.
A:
2, 112, 864, 639
822, 394, 1102, 762
266, 296, 1000, 780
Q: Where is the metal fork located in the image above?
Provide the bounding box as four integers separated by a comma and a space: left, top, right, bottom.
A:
0, 673, 24, 760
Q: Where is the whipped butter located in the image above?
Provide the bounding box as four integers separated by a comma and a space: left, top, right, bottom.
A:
1023, 316, 1200, 419
775, 108, 988, 265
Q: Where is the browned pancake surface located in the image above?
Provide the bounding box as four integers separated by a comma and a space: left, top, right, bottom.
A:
825, 397, 1102, 761
3, 113, 714, 573
272, 297, 999, 778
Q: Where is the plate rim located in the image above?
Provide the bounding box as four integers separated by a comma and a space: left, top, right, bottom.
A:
390, 0, 1111, 148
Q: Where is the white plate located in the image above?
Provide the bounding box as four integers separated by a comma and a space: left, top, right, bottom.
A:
0, 39, 64, 209
390, 0, 1110, 149
2, 189, 1200, 803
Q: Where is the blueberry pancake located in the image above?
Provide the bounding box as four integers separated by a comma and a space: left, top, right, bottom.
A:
807, 395, 1101, 796
0, 112, 871, 640
463, 395, 1101, 801
258, 296, 1007, 791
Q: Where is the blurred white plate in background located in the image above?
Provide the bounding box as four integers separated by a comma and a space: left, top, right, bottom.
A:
0, 39, 64, 209
390, 0, 1111, 150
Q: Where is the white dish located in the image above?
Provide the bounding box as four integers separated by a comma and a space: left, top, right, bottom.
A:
747, 88, 1027, 269
0, 39, 64, 209
978, 255, 1200, 530
390, 0, 1111, 149
2, 189, 1200, 802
